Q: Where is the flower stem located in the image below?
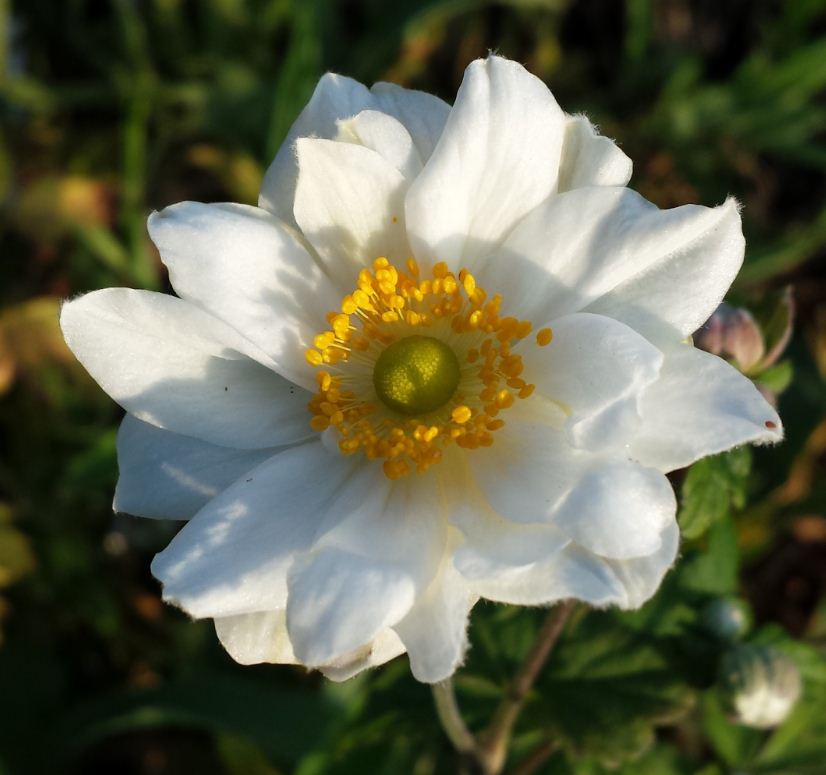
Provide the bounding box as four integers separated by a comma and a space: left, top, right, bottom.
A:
431, 601, 576, 775
479, 600, 577, 774
431, 678, 481, 759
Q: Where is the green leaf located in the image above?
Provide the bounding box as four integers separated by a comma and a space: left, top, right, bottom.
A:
679, 448, 752, 540
528, 611, 695, 767
678, 515, 740, 595
756, 360, 793, 395
53, 671, 344, 769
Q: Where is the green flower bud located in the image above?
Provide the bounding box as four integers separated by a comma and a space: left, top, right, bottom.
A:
701, 597, 751, 643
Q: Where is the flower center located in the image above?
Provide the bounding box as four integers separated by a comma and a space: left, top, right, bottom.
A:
304, 257, 553, 479
373, 335, 461, 415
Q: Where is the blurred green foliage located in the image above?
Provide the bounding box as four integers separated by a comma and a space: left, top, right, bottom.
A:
1, 0, 825, 773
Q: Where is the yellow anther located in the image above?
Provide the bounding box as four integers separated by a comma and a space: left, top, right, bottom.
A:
536, 328, 553, 346
496, 390, 514, 409
305, 257, 542, 479
516, 321, 533, 339
313, 332, 333, 349
452, 405, 472, 424
310, 415, 330, 431
462, 273, 476, 296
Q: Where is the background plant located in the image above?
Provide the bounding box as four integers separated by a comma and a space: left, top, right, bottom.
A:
1, 1, 825, 773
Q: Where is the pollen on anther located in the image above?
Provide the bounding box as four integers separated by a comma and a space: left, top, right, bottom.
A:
536, 328, 553, 346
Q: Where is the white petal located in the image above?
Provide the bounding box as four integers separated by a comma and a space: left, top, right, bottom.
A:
286, 547, 416, 668
585, 198, 744, 342
151, 442, 357, 618
448, 458, 570, 577
550, 460, 675, 559
605, 519, 680, 609
370, 81, 450, 162
468, 544, 625, 606
471, 422, 675, 558
405, 55, 566, 271
336, 110, 422, 179
259, 73, 373, 226
487, 188, 742, 342
216, 609, 406, 677
393, 553, 476, 684
286, 467, 447, 666
320, 629, 407, 682
629, 345, 783, 472
294, 139, 410, 290
114, 414, 279, 520
557, 114, 632, 191
148, 201, 339, 390
518, 313, 663, 450
60, 289, 311, 449
468, 519, 678, 609
214, 609, 298, 665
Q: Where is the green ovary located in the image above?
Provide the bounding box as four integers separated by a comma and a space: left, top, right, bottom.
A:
373, 335, 461, 416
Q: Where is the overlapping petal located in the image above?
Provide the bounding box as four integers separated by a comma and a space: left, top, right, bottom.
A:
393, 547, 476, 683
60, 289, 311, 448
259, 74, 449, 227
463, 520, 679, 609
151, 442, 359, 618
259, 73, 374, 225
630, 345, 783, 472
405, 55, 566, 271
517, 312, 663, 450
214, 610, 298, 665
369, 81, 450, 162
114, 415, 280, 520
557, 114, 632, 191
485, 187, 743, 344
294, 139, 410, 290
286, 467, 447, 666
148, 201, 339, 389
335, 110, 422, 179
470, 421, 675, 559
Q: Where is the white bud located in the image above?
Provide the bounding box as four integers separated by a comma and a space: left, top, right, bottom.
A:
719, 644, 802, 729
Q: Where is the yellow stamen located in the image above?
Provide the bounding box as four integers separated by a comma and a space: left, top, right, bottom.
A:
304, 258, 542, 479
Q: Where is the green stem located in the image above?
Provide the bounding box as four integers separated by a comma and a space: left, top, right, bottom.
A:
480, 601, 577, 774
431, 678, 480, 759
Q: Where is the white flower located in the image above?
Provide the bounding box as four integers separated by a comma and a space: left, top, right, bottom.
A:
60, 55, 782, 683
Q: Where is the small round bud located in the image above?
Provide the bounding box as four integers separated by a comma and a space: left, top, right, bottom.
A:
718, 644, 802, 729
701, 597, 751, 643
695, 303, 765, 372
